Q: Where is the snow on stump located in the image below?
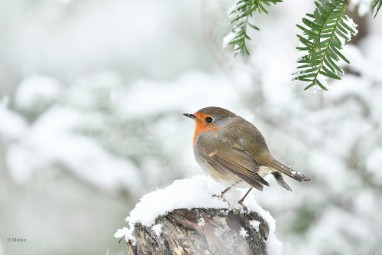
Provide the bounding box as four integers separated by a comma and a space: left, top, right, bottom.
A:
115, 175, 282, 255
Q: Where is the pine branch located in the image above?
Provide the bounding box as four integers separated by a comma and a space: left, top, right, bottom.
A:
225, 0, 282, 56
294, 0, 357, 90
372, 0, 382, 17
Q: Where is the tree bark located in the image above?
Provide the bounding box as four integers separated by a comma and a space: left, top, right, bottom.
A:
126, 208, 269, 255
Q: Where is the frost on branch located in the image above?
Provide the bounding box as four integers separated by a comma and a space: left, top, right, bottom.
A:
115, 175, 282, 255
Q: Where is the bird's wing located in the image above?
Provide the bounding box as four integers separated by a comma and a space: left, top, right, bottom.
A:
196, 142, 269, 191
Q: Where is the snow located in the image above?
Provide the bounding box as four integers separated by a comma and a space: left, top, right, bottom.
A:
115, 175, 282, 255
151, 223, 163, 237
114, 227, 134, 242
306, 207, 371, 255
197, 217, 205, 226
0, 96, 9, 108
342, 15, 358, 41
5, 106, 143, 194
354, 190, 375, 215
224, 0, 252, 54
223, 32, 236, 48
1, 0, 382, 254
15, 75, 63, 110
227, 0, 239, 16
356, 35, 382, 82
250, 220, 260, 231
366, 147, 382, 181
126, 175, 250, 225
350, 0, 374, 16
113, 71, 247, 118
0, 105, 27, 141
239, 227, 248, 238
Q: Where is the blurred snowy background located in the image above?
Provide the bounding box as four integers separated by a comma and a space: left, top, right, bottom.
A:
0, 0, 381, 254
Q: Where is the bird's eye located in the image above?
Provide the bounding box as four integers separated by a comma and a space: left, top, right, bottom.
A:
205, 117, 213, 123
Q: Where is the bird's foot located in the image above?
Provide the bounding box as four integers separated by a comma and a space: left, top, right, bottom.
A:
237, 187, 252, 213
238, 200, 248, 213
212, 193, 231, 207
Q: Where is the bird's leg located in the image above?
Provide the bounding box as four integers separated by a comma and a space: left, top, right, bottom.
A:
213, 181, 239, 198
220, 181, 239, 197
238, 188, 253, 212
212, 181, 239, 206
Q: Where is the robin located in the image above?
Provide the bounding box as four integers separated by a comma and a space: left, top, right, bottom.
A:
183, 106, 310, 207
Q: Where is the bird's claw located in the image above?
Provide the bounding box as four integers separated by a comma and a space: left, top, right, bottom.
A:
212, 193, 231, 206
238, 200, 248, 213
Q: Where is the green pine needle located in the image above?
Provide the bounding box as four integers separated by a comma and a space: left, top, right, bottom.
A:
226, 0, 282, 56
294, 0, 357, 90
372, 0, 382, 17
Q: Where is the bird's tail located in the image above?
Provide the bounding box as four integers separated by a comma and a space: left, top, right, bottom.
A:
266, 157, 311, 183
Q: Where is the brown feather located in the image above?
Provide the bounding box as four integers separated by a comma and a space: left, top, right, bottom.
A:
207, 150, 269, 190
272, 172, 292, 191
266, 157, 311, 182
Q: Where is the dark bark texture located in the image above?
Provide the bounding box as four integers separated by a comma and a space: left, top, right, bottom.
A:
126, 208, 269, 255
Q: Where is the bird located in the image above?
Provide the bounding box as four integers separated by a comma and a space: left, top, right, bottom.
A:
183, 106, 310, 207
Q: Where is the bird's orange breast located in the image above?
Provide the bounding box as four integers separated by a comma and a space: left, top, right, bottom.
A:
192, 112, 220, 145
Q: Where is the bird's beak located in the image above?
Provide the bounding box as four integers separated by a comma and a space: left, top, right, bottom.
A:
183, 113, 196, 119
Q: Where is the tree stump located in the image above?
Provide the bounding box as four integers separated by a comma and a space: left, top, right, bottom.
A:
115, 175, 282, 255
127, 208, 269, 255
